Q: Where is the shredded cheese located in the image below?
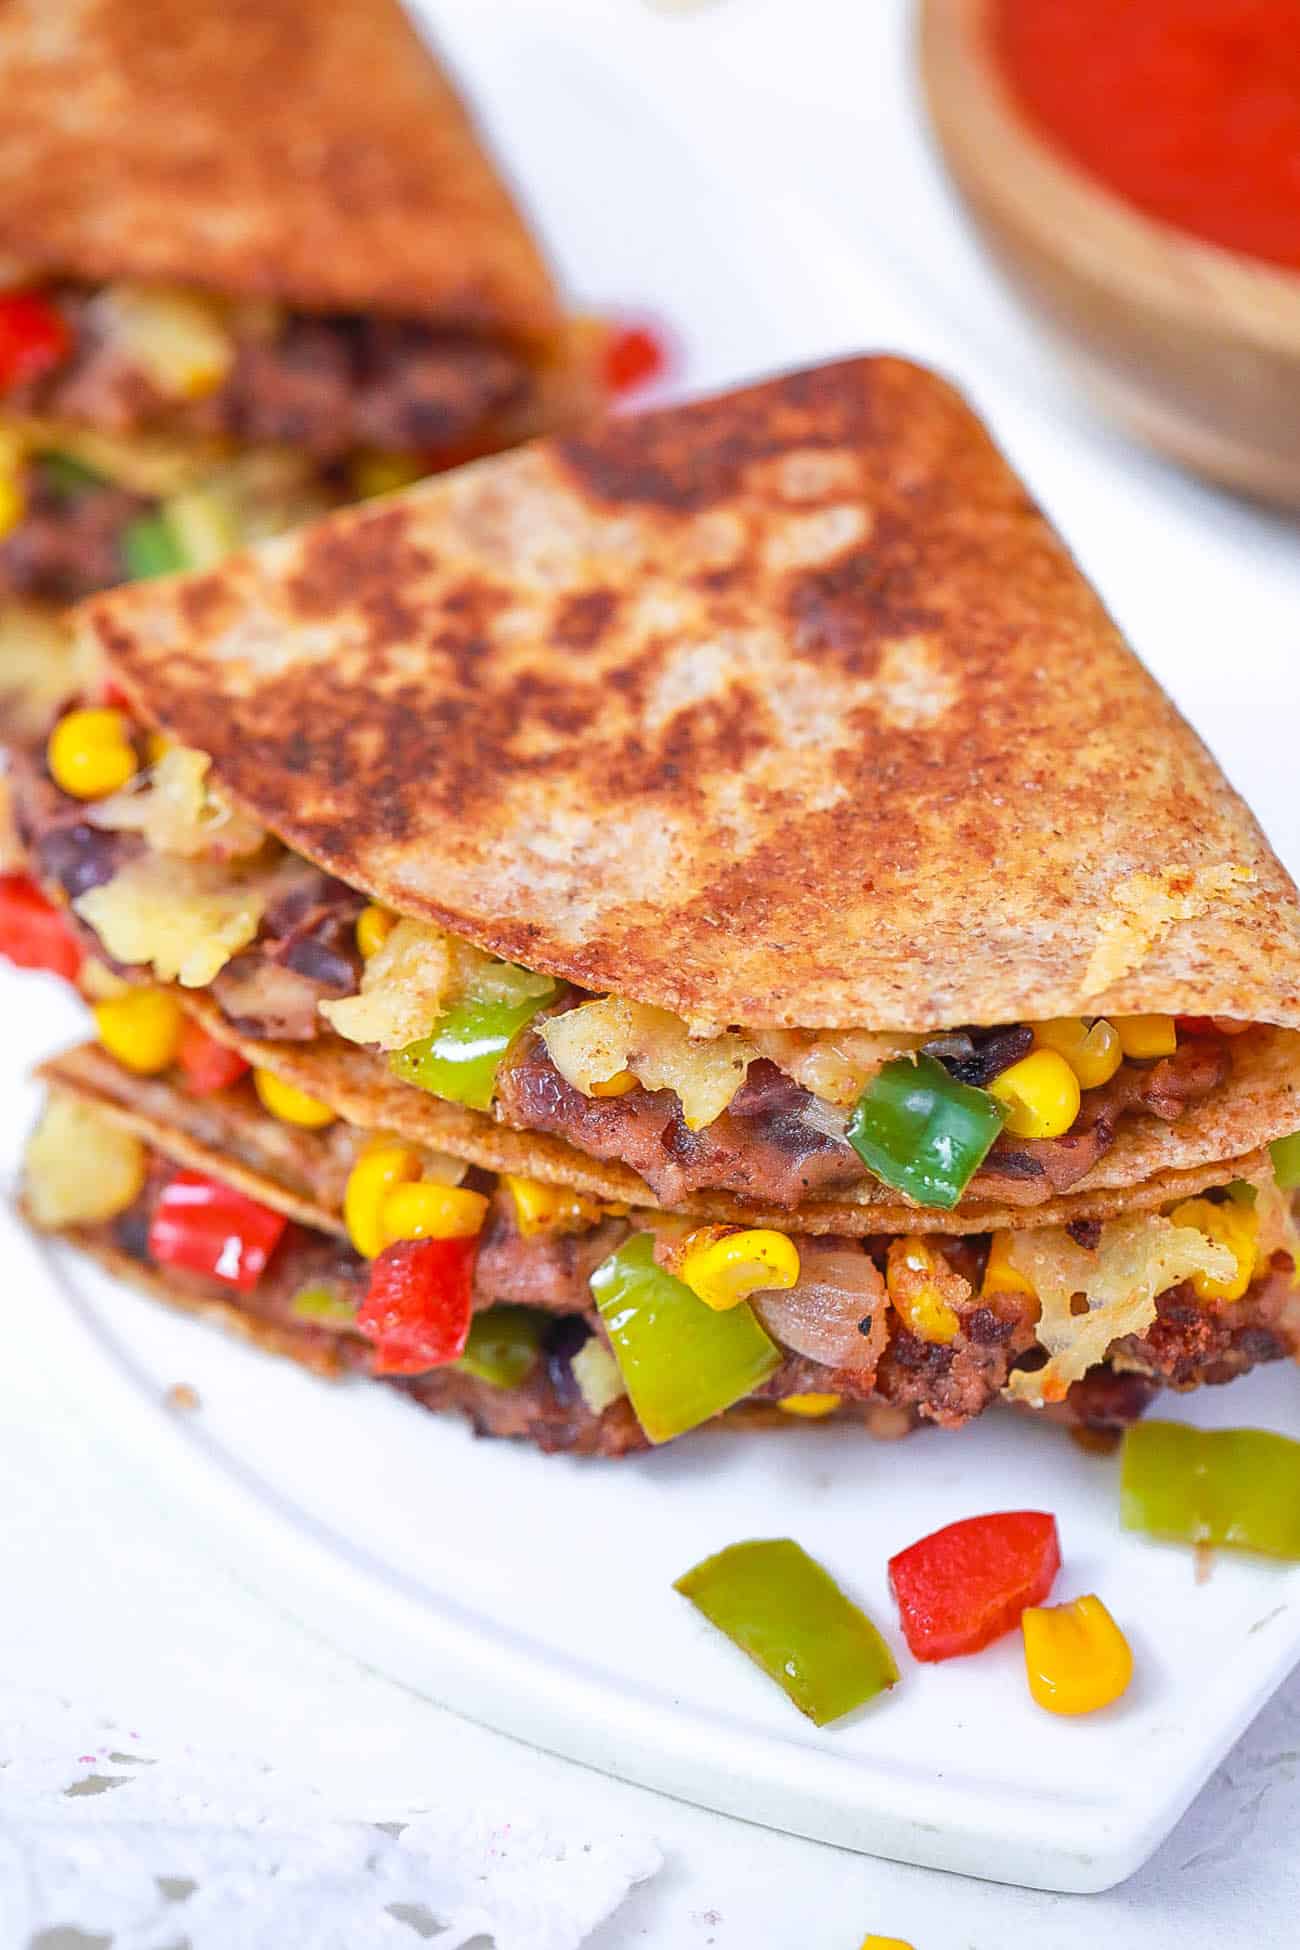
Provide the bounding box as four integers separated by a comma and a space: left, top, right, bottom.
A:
74, 854, 274, 988
90, 746, 265, 860
1006, 1216, 1234, 1407
751, 1027, 924, 1107
322, 919, 455, 1052
1083, 863, 1255, 998
541, 997, 757, 1130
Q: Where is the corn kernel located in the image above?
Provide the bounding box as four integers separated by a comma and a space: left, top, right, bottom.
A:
47, 706, 138, 800
1169, 1195, 1259, 1301
981, 1228, 1038, 1301
344, 1140, 422, 1259
678, 1226, 800, 1311
1022, 1594, 1133, 1716
253, 1067, 336, 1129
0, 468, 24, 541
504, 1173, 604, 1237
356, 903, 396, 959
591, 1069, 638, 1097
860, 1939, 916, 1950
350, 451, 427, 499
1033, 1016, 1122, 1091
777, 1392, 842, 1418
1115, 1014, 1177, 1060
379, 1179, 489, 1244
886, 1235, 961, 1343
988, 1048, 1081, 1139
145, 730, 173, 765
92, 986, 183, 1075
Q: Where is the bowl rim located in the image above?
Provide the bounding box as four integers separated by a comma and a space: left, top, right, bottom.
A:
918, 0, 1300, 347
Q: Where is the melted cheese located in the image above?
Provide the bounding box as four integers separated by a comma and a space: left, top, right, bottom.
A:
75, 855, 273, 987
90, 747, 265, 860
541, 997, 757, 1130
1006, 1216, 1234, 1407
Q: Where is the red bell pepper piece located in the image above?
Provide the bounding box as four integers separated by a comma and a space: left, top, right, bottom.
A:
0, 290, 72, 392
602, 321, 669, 396
1175, 1015, 1217, 1037
147, 1170, 288, 1294
0, 873, 83, 982
175, 1017, 251, 1095
888, 1511, 1060, 1662
356, 1235, 477, 1375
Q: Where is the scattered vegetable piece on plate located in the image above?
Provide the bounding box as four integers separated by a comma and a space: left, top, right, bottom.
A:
1120, 1421, 1300, 1561
675, 1537, 898, 1726
1021, 1594, 1133, 1716
888, 1511, 1061, 1661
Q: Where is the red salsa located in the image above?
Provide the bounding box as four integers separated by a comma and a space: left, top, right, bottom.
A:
995, 1, 1300, 271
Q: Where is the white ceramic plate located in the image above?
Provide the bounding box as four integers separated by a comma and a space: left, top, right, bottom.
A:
6, 0, 1300, 1896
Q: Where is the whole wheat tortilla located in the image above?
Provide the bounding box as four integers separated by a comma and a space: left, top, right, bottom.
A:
82, 356, 1300, 1033
175, 1006, 1288, 1235
0, 0, 559, 340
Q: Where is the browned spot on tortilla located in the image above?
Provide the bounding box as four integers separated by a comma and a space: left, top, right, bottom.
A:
551, 587, 620, 651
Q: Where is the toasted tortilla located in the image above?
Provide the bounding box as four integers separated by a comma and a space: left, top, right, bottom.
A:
38, 1043, 355, 1236
82, 356, 1300, 1033
153, 1008, 1287, 1236
45, 1224, 356, 1377
0, 0, 559, 342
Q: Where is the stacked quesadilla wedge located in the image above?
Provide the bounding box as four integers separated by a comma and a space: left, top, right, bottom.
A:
16, 356, 1300, 1453
0, 0, 594, 731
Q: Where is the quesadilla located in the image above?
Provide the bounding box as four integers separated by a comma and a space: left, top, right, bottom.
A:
0, 0, 593, 639
24, 1038, 1300, 1453
12, 353, 1300, 1417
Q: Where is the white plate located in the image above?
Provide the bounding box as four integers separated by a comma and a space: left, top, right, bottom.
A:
7, 0, 1300, 1897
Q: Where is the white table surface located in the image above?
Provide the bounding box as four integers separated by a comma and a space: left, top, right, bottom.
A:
10, 1, 1300, 1942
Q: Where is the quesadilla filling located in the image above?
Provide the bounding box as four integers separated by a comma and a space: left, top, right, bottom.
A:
7, 702, 1274, 1215
0, 280, 565, 603
23, 1034, 1300, 1449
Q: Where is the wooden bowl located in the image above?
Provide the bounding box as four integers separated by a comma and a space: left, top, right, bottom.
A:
919, 0, 1300, 509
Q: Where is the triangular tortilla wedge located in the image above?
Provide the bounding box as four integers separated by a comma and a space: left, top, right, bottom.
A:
0, 0, 559, 341
83, 355, 1300, 1033
26, 1044, 1300, 1444
79, 1009, 1292, 1238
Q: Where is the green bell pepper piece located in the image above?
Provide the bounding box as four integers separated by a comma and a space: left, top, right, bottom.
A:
390, 965, 557, 1111
40, 451, 107, 497
847, 1051, 1007, 1210
290, 1284, 358, 1322
456, 1304, 546, 1388
590, 1232, 780, 1444
675, 1537, 899, 1725
1269, 1131, 1300, 1190
1121, 1421, 1300, 1561
121, 511, 187, 581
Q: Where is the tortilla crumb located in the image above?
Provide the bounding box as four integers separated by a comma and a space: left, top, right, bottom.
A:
165, 1382, 201, 1413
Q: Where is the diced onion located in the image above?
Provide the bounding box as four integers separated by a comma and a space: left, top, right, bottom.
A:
754, 1239, 886, 1374
75, 854, 274, 987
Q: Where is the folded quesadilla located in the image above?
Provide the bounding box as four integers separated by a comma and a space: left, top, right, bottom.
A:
0, 0, 592, 628
11, 353, 1300, 1417
24, 1038, 1300, 1453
